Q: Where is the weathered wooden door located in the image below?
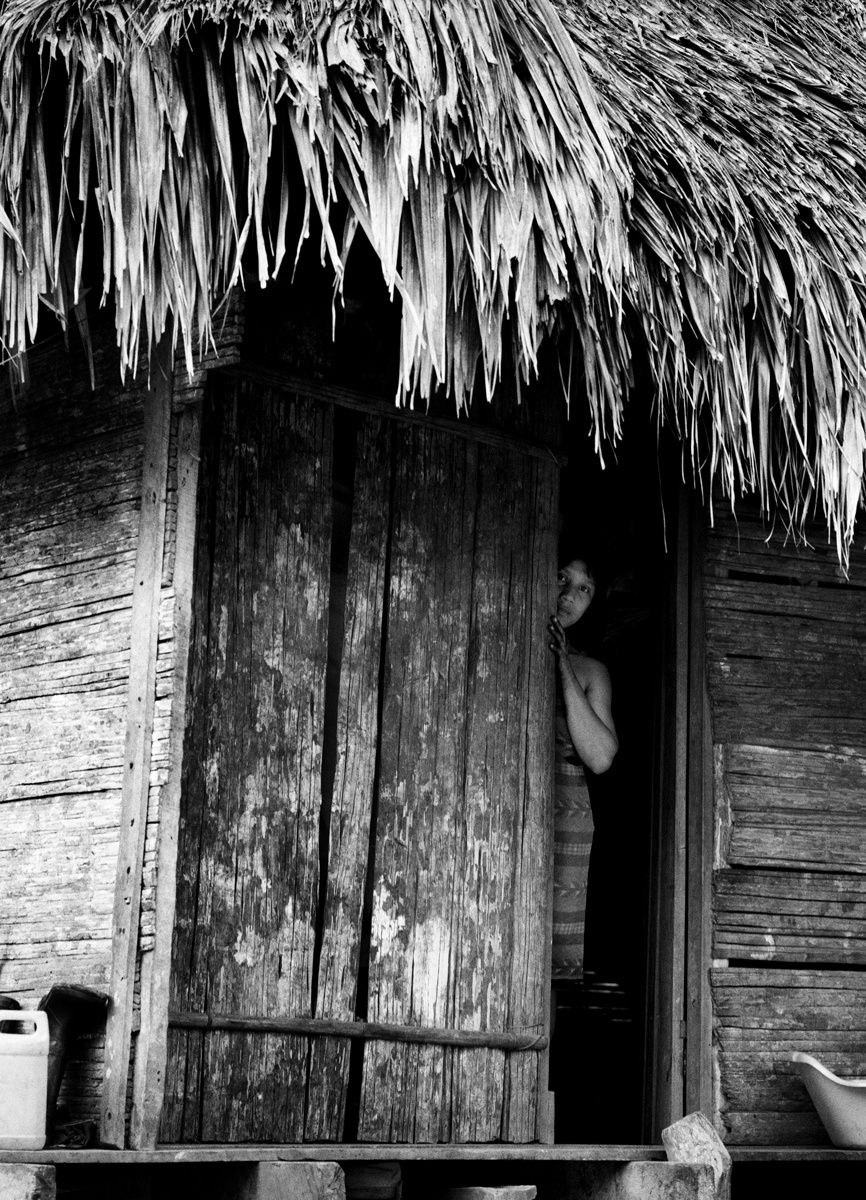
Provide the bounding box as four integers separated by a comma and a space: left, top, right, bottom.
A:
161, 376, 557, 1142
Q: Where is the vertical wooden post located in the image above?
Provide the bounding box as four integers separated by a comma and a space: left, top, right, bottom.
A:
649, 486, 690, 1133
100, 342, 173, 1148
532, 460, 557, 1147
129, 403, 202, 1147
685, 502, 714, 1115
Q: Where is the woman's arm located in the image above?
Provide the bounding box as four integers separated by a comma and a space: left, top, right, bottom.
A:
549, 618, 619, 774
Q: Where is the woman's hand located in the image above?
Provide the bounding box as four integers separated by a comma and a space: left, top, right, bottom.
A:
549, 616, 618, 774
548, 614, 568, 659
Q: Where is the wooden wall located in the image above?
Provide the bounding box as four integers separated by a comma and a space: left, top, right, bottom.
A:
0, 309, 241, 1135
0, 327, 147, 1121
704, 508, 866, 1144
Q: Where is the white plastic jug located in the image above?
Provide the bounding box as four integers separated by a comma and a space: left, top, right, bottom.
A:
0, 1009, 49, 1149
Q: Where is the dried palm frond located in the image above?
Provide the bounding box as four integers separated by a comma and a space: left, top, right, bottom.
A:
0, 0, 629, 392
559, 0, 866, 560
1, 0, 866, 559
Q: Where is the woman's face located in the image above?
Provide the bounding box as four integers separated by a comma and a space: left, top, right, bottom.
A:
556, 559, 596, 629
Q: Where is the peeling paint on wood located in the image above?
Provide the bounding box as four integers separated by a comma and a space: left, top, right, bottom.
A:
359, 429, 555, 1143
164, 381, 333, 1141
162, 382, 556, 1144
307, 415, 391, 1139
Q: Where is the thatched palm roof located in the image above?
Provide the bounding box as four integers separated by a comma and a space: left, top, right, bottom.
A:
1, 0, 865, 555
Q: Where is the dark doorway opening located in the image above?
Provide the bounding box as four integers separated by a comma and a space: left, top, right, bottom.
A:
550, 412, 673, 1143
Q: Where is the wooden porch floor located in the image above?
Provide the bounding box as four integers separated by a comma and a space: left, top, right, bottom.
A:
1, 1144, 866, 1165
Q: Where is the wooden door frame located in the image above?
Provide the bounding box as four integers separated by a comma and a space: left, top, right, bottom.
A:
130, 401, 203, 1148
684, 498, 714, 1118
644, 487, 713, 1136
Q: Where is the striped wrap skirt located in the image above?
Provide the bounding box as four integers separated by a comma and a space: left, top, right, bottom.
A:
552, 729, 594, 981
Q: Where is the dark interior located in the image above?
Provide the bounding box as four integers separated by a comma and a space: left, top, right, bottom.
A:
550, 414, 673, 1143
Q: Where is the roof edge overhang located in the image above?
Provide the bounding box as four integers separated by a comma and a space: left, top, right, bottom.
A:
1, 0, 865, 561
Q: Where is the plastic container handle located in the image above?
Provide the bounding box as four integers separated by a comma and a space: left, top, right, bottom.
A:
0, 1009, 49, 1051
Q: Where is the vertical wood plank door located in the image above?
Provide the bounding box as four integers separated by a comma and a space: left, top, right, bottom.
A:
358, 428, 556, 1142
162, 381, 557, 1143
163, 380, 335, 1141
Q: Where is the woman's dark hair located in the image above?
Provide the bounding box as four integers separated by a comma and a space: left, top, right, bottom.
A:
558, 538, 610, 655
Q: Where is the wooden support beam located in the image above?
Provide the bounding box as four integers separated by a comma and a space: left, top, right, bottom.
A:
166, 1010, 548, 1052
685, 507, 714, 1116
667, 493, 690, 1125
217, 363, 567, 465
100, 343, 174, 1148
129, 404, 202, 1148
649, 487, 690, 1133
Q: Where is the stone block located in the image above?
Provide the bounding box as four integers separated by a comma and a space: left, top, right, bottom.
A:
663, 1111, 732, 1200
0, 1165, 56, 1200
215, 1162, 345, 1200
444, 1190, 536, 1200
565, 1163, 716, 1200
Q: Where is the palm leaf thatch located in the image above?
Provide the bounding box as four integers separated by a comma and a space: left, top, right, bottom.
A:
1, 0, 865, 557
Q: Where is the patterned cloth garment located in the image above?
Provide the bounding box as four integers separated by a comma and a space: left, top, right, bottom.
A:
551, 696, 594, 980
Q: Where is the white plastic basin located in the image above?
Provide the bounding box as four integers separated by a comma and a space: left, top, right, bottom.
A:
791, 1051, 866, 1148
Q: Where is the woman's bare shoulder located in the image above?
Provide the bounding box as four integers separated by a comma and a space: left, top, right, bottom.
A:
568, 651, 611, 689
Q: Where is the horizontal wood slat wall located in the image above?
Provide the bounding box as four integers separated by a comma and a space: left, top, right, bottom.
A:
712, 968, 866, 1145
0, 328, 150, 1126
704, 507, 866, 1145
0, 307, 242, 1142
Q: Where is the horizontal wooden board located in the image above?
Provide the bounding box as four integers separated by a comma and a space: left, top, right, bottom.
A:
703, 505, 866, 587
724, 744, 866, 796
709, 699, 866, 749
0, 381, 147, 466
0, 690, 128, 799
720, 1111, 828, 1145
0, 791, 118, 997
0, 1145, 671, 1163
705, 577, 866, 627
718, 744, 866, 872
713, 967, 866, 1145
704, 538, 866, 746
715, 868, 866, 963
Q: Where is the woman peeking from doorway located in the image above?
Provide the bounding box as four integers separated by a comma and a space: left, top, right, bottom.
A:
548, 548, 618, 980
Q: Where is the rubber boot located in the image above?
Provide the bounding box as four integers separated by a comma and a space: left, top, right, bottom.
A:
38, 984, 109, 1139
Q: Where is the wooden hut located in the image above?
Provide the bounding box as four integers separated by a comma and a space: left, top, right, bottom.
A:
2, 0, 866, 1175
